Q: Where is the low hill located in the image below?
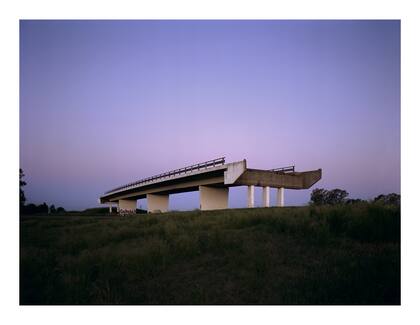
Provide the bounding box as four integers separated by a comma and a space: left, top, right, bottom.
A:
20, 203, 400, 304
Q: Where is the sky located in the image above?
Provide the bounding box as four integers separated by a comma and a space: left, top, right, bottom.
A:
20, 20, 400, 211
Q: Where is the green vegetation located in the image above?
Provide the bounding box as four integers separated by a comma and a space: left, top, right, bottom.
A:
20, 203, 400, 305
310, 188, 349, 205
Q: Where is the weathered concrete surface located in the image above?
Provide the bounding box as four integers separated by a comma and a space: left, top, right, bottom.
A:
199, 185, 228, 211
147, 193, 169, 213
301, 169, 323, 188
234, 169, 322, 189
118, 199, 137, 213
224, 160, 247, 184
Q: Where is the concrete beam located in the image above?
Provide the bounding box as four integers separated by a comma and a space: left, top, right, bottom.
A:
147, 193, 169, 213
302, 169, 323, 188
276, 187, 284, 207
118, 199, 137, 214
262, 186, 270, 207
199, 185, 228, 211
103, 162, 228, 200
247, 185, 255, 208
106, 175, 224, 202
234, 169, 322, 189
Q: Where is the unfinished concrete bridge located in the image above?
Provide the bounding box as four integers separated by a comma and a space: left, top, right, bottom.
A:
99, 157, 322, 213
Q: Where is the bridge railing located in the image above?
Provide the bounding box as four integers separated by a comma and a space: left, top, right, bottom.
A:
271, 165, 295, 173
104, 157, 226, 195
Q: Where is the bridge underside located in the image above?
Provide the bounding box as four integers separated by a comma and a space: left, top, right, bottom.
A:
100, 160, 322, 214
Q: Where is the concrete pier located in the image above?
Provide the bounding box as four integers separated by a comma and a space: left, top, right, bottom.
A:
199, 185, 228, 210
277, 187, 284, 207
118, 199, 137, 213
247, 185, 255, 208
147, 193, 169, 213
262, 186, 270, 207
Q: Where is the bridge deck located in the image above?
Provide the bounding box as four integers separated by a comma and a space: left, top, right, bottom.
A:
100, 158, 229, 203
99, 158, 322, 204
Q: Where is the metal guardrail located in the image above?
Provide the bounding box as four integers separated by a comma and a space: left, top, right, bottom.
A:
271, 165, 295, 173
104, 157, 226, 195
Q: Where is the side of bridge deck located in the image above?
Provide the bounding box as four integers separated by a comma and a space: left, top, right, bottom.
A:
99, 158, 322, 213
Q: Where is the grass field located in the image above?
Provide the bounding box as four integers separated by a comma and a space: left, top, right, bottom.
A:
20, 203, 400, 305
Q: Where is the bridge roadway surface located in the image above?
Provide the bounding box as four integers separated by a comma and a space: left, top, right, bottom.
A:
99, 159, 322, 213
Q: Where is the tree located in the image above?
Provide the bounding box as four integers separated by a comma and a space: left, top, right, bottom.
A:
20, 168, 26, 207
39, 202, 49, 214
326, 189, 349, 205
346, 198, 363, 205
310, 188, 349, 205
50, 205, 56, 214
56, 207, 66, 213
23, 203, 37, 214
374, 193, 400, 206
310, 188, 328, 205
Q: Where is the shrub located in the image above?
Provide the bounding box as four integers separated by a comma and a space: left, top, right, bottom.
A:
374, 193, 400, 206
310, 188, 348, 205
347, 204, 400, 242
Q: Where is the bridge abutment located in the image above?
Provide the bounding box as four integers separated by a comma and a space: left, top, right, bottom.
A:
199, 185, 228, 210
147, 193, 169, 213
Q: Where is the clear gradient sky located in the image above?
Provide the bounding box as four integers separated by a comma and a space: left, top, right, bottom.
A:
20, 20, 400, 210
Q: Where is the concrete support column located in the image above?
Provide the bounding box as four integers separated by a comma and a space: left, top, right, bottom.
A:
262, 186, 270, 207
247, 185, 255, 208
109, 202, 112, 214
118, 199, 137, 214
277, 187, 285, 207
199, 185, 228, 211
147, 193, 169, 213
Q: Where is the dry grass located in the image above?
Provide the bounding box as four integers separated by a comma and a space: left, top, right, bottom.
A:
20, 203, 400, 304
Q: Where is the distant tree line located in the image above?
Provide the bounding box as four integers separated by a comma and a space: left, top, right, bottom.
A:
372, 193, 400, 206
19, 168, 66, 215
310, 188, 400, 206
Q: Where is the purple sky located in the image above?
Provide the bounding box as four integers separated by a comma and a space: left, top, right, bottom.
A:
20, 20, 400, 211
